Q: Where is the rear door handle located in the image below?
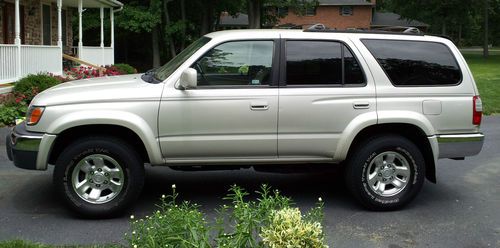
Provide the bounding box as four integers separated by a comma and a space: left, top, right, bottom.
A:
353, 102, 370, 109
250, 101, 269, 111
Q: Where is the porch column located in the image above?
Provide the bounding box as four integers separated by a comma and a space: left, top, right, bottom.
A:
100, 6, 104, 65
57, 0, 63, 48
14, 0, 21, 79
78, 0, 83, 59
110, 8, 115, 49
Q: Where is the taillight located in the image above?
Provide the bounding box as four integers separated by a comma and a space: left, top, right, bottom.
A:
473, 96, 482, 126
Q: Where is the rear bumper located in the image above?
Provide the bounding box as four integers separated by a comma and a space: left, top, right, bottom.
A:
436, 133, 484, 159
5, 123, 56, 170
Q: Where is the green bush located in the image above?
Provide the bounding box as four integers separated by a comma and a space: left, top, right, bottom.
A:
112, 63, 137, 74
13, 74, 60, 102
0, 105, 26, 126
127, 185, 328, 248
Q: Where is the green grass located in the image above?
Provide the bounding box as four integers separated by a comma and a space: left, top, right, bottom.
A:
462, 52, 500, 115
0, 240, 122, 248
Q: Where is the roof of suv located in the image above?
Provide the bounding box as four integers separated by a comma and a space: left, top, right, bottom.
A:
205, 29, 451, 44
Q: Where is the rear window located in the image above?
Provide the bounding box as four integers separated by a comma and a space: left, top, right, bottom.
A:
362, 39, 462, 86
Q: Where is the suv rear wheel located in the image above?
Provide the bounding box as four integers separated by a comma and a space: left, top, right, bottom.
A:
346, 135, 425, 210
53, 136, 144, 218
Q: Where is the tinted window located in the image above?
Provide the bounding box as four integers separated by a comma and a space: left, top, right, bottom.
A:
193, 41, 274, 86
286, 41, 364, 86
362, 40, 461, 86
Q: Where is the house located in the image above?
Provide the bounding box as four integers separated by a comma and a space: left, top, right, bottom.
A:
0, 0, 123, 85
276, 0, 376, 30
371, 11, 429, 31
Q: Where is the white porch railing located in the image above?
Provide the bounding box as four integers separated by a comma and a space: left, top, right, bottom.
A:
80, 46, 114, 66
0, 45, 19, 83
21, 45, 62, 76
0, 44, 62, 84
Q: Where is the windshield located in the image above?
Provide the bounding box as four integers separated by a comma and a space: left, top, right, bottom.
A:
154, 37, 211, 81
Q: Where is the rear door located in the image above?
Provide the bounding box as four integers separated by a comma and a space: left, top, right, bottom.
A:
277, 36, 376, 160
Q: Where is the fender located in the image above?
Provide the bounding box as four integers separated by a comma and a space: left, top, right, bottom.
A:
46, 110, 164, 165
334, 111, 377, 161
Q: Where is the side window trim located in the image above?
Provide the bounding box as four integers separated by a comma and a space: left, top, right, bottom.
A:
279, 39, 367, 88
187, 39, 280, 90
361, 38, 463, 87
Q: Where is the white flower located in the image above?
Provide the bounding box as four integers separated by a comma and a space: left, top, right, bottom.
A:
318, 197, 323, 202
130, 215, 135, 220
171, 184, 176, 189
133, 245, 137, 248
162, 194, 166, 199
132, 231, 136, 235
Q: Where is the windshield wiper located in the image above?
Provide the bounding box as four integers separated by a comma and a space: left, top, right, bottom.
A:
141, 68, 161, 84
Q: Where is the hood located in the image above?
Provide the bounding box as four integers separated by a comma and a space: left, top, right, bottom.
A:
31, 74, 165, 106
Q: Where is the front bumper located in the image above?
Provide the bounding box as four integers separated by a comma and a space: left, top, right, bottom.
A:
436, 133, 484, 159
5, 123, 54, 170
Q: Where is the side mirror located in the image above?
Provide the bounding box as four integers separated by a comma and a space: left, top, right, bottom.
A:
178, 68, 197, 90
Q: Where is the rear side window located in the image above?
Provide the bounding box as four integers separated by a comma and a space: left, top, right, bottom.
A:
362, 39, 461, 86
285, 41, 365, 86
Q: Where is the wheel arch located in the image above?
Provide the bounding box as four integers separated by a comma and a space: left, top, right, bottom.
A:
48, 124, 159, 166
345, 123, 437, 183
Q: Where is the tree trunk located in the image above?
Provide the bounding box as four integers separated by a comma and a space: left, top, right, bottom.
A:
441, 22, 446, 35
163, 0, 176, 58
201, 0, 214, 35
458, 24, 462, 46
180, 0, 186, 50
152, 26, 161, 67
247, 0, 261, 29
483, 0, 489, 58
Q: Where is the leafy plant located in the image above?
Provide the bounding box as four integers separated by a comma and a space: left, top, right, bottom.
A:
127, 184, 327, 248
107, 64, 138, 75
13, 74, 60, 103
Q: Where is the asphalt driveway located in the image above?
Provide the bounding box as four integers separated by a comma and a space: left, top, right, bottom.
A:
0, 118, 499, 248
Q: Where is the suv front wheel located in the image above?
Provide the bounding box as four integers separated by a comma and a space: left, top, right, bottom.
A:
346, 135, 425, 210
53, 136, 145, 218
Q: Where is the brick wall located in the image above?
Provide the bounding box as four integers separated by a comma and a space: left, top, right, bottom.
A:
278, 5, 373, 30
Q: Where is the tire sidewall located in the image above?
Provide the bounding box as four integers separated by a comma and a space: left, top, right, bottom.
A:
54, 138, 144, 218
349, 136, 425, 210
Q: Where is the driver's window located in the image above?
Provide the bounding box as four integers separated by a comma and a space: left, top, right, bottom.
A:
193, 41, 274, 87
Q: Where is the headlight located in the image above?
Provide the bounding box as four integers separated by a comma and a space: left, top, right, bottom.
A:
26, 106, 45, 126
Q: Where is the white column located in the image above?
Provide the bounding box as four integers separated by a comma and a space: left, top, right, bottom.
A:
78, 0, 83, 58
57, 0, 63, 48
110, 8, 114, 49
100, 6, 104, 66
14, 0, 21, 79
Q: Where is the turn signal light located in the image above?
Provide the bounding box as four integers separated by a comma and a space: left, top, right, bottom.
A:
27, 106, 45, 126
473, 96, 482, 126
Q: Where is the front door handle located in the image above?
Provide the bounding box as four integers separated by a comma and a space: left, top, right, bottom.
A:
250, 101, 269, 111
353, 102, 370, 109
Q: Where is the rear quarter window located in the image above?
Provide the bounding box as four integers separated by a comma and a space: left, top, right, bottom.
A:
362, 39, 462, 86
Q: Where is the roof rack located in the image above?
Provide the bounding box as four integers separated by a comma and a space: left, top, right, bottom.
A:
303, 24, 425, 36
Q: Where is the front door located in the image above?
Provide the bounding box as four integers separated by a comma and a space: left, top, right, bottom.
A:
278, 38, 376, 160
2, 2, 25, 44
159, 40, 279, 161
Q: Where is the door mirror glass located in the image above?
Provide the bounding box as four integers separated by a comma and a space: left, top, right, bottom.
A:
178, 68, 198, 89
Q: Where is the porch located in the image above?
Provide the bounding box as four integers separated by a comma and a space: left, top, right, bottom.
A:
0, 0, 123, 85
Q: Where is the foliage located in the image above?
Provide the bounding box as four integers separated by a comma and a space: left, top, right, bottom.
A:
261, 207, 327, 248
13, 74, 60, 103
0, 240, 122, 248
111, 63, 138, 74
0, 105, 26, 126
463, 51, 500, 114
127, 185, 211, 248
127, 184, 327, 248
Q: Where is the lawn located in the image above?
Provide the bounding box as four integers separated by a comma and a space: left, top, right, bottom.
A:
462, 51, 500, 115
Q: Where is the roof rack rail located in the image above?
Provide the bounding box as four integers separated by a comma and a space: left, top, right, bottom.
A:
303, 24, 425, 36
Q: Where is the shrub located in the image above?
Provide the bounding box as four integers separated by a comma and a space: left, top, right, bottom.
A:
13, 74, 60, 102
127, 185, 327, 248
0, 105, 26, 126
261, 207, 327, 248
111, 63, 137, 74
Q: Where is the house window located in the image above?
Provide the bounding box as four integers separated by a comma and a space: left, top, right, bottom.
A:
42, 4, 51, 45
277, 6, 288, 16
340, 6, 353, 16
305, 6, 316, 16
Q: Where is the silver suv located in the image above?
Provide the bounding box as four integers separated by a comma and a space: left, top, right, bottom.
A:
6, 29, 484, 217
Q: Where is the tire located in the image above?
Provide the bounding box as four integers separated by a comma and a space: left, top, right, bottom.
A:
345, 135, 425, 211
53, 136, 145, 218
